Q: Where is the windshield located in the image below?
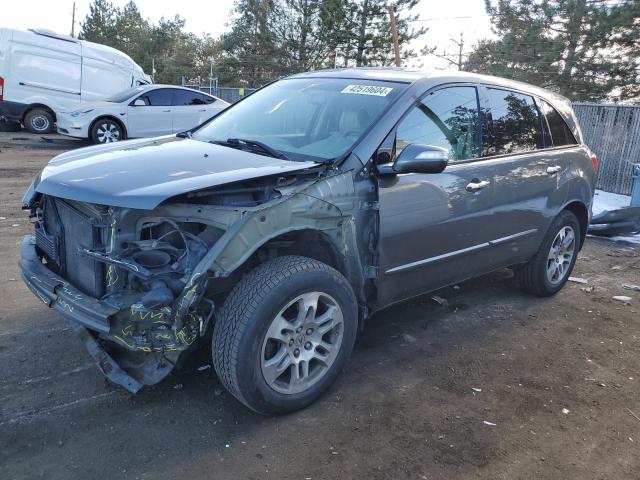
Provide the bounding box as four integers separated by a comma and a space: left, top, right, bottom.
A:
106, 86, 146, 103
192, 78, 406, 161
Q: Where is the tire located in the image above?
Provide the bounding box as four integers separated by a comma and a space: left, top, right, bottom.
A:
516, 210, 581, 297
24, 108, 55, 134
91, 118, 124, 144
0, 119, 21, 132
212, 255, 358, 415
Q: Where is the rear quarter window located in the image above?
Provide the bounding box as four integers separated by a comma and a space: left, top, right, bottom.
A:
486, 88, 542, 155
539, 99, 577, 147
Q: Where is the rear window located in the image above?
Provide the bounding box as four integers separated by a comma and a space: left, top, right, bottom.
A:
539, 99, 576, 147
487, 88, 542, 155
173, 89, 208, 106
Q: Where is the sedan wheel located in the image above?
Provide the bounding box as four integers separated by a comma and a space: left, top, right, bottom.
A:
92, 120, 123, 144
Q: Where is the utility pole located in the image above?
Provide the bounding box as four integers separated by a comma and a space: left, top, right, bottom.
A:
70, 1, 76, 37
388, 5, 401, 67
453, 32, 464, 71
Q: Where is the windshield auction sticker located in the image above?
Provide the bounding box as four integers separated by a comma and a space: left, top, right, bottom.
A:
341, 85, 393, 96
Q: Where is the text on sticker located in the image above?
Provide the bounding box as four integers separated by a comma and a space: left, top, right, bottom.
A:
341, 85, 393, 97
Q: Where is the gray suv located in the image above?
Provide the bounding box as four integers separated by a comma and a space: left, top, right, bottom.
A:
20, 69, 596, 414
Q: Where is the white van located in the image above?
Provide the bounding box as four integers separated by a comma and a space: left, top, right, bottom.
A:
0, 28, 152, 133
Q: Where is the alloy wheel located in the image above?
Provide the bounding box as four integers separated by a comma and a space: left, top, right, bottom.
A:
261, 291, 344, 395
96, 122, 121, 143
546, 226, 576, 285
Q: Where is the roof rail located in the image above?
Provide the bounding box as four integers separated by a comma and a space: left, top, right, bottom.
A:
28, 28, 79, 44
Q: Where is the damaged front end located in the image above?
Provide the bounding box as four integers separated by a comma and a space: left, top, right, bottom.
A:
20, 165, 369, 392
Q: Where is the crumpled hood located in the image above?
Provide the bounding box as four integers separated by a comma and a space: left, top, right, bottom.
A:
35, 136, 318, 209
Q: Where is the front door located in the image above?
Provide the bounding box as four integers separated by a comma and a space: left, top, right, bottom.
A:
126, 88, 173, 138
376, 85, 498, 307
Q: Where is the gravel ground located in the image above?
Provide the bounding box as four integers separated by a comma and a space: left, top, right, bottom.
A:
1, 134, 639, 480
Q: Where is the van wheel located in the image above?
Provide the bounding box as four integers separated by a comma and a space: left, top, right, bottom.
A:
516, 210, 580, 296
91, 119, 123, 144
24, 108, 55, 134
212, 256, 357, 415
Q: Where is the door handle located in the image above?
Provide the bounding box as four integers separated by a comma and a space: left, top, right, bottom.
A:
199, 109, 207, 112
546, 165, 562, 174
466, 180, 490, 192
162, 109, 171, 113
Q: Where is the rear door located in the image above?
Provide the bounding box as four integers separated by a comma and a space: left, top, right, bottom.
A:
472, 86, 564, 274
377, 84, 499, 306
126, 88, 173, 138
171, 89, 210, 133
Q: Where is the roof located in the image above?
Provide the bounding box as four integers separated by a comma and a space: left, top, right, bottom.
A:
290, 67, 571, 105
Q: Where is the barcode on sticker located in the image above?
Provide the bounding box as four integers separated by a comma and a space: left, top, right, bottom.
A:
341, 85, 393, 97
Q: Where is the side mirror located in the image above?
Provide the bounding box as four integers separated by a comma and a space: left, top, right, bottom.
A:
379, 144, 449, 175
133, 99, 146, 107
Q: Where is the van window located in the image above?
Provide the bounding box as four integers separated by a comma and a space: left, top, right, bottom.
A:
136, 88, 173, 106
396, 86, 480, 162
487, 88, 542, 155
539, 99, 576, 146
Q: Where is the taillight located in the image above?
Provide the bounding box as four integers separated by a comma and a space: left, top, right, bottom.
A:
590, 152, 599, 172
0, 76, 4, 101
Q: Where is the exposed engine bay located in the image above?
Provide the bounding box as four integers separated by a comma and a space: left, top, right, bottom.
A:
23, 167, 373, 391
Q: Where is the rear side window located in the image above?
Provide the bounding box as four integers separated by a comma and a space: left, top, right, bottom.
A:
173, 89, 208, 106
539, 99, 576, 146
396, 86, 480, 162
136, 88, 173, 106
487, 88, 542, 155
201, 94, 217, 104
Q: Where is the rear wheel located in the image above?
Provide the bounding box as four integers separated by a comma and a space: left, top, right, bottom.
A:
516, 210, 580, 296
91, 119, 124, 144
24, 108, 55, 134
212, 256, 357, 414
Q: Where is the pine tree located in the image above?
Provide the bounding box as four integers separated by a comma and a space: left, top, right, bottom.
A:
466, 0, 640, 101
79, 0, 118, 45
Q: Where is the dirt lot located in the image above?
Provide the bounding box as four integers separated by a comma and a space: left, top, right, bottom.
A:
1, 133, 639, 480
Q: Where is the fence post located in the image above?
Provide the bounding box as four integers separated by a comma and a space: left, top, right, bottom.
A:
632, 164, 640, 207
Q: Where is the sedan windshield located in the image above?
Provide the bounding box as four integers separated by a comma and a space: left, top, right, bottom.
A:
192, 78, 406, 161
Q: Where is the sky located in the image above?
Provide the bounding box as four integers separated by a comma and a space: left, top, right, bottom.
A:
1, 0, 494, 70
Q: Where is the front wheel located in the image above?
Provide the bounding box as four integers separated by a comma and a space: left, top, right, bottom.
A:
212, 256, 358, 414
516, 210, 581, 296
91, 119, 124, 144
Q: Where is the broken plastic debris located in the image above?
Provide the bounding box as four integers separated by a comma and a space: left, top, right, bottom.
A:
612, 296, 632, 303
562, 408, 570, 414
197, 364, 212, 371
472, 388, 482, 392
483, 420, 496, 426
622, 284, 640, 292
568, 276, 588, 284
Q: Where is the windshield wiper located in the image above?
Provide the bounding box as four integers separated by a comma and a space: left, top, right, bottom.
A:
210, 138, 289, 160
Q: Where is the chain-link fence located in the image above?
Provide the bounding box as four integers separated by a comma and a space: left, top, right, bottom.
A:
573, 102, 640, 196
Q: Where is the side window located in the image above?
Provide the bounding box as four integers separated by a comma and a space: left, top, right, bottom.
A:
539, 99, 576, 146
486, 88, 542, 155
201, 94, 216, 105
136, 88, 173, 106
173, 89, 207, 106
396, 86, 480, 162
